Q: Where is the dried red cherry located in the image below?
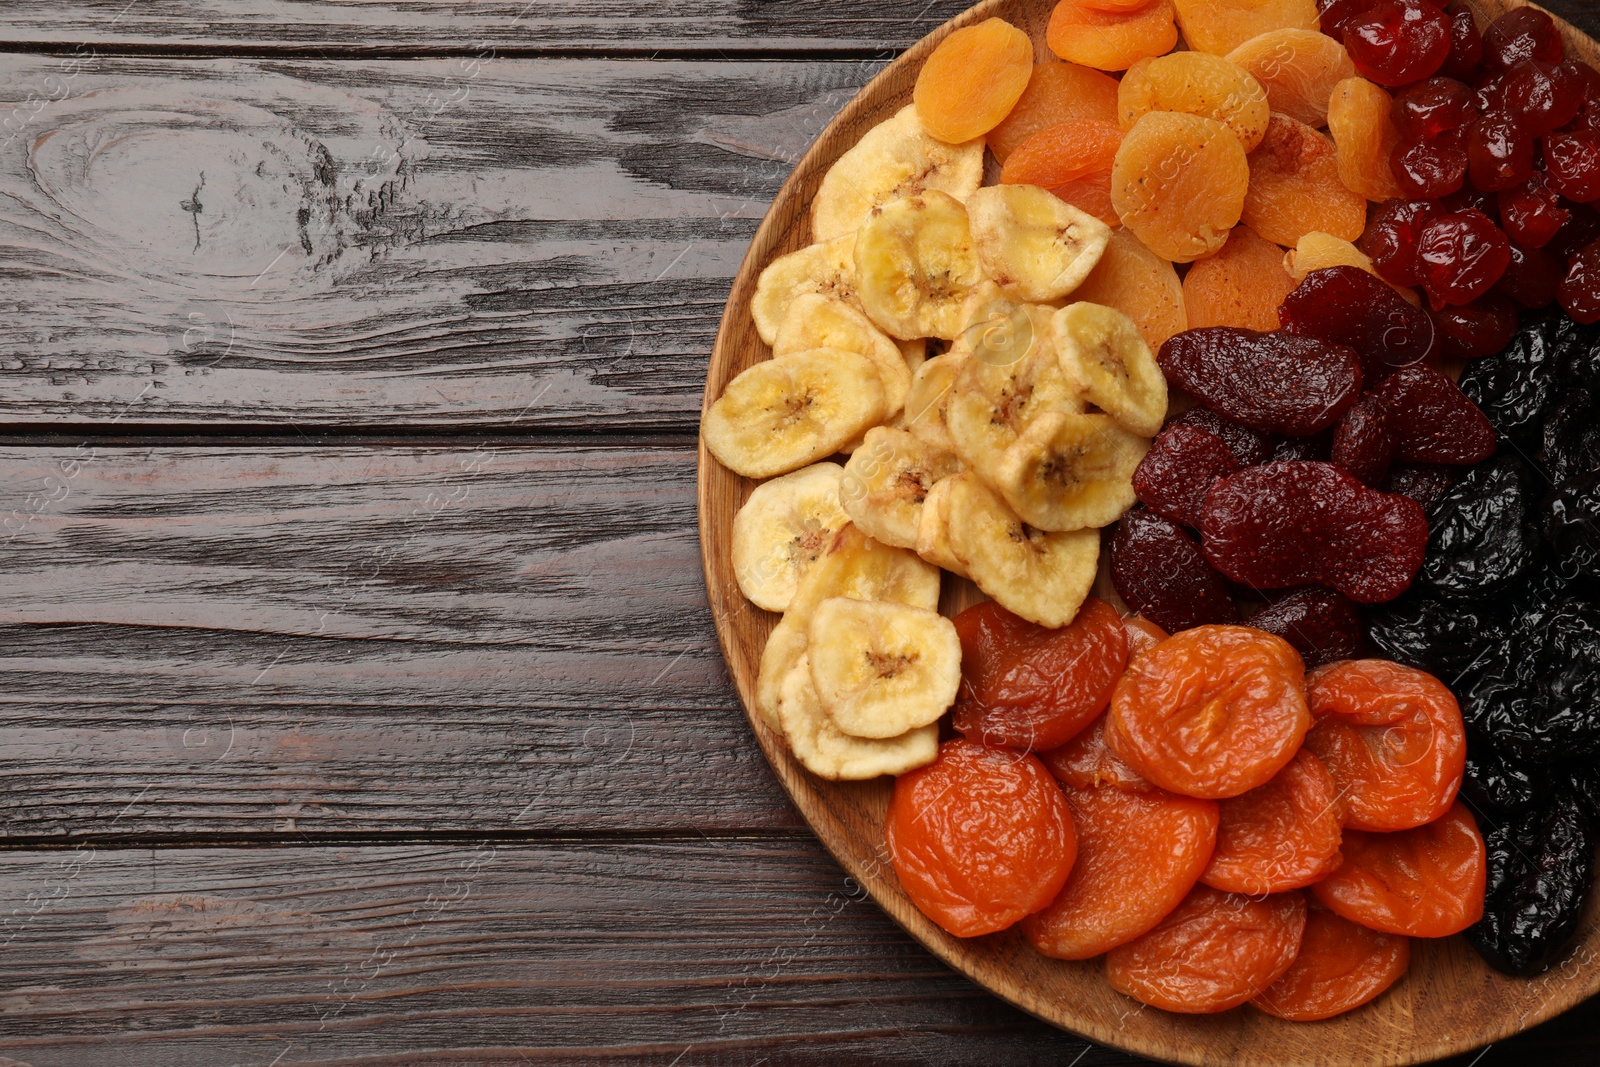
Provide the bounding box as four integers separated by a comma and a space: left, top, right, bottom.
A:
1466, 114, 1535, 193
1200, 461, 1429, 604
1438, 3, 1484, 82
1548, 203, 1600, 262
1133, 424, 1241, 529
1496, 242, 1563, 309
1417, 209, 1511, 309
1174, 408, 1275, 466
1372, 365, 1498, 464
1245, 588, 1370, 669
1332, 394, 1397, 486
1435, 292, 1519, 358
1392, 77, 1474, 139
1384, 462, 1463, 510
1362, 198, 1444, 288
1280, 265, 1437, 380
1158, 329, 1363, 437
1111, 508, 1240, 633
1320, 0, 1383, 43
1482, 7, 1564, 71
1392, 133, 1469, 199
1442, 185, 1498, 220
1346, 0, 1453, 87
1545, 130, 1600, 204
1560, 238, 1600, 325
1502, 60, 1583, 135
1499, 172, 1571, 248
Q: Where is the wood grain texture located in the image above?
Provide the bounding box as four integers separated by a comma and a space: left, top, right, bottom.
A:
0, 443, 809, 837
699, 1, 1600, 1064
0, 54, 883, 428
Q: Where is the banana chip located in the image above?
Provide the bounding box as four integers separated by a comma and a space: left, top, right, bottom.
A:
732, 463, 851, 612
855, 191, 988, 341
752, 235, 861, 346
840, 426, 963, 550
902, 350, 966, 453
915, 475, 970, 579
774, 293, 911, 416
777, 654, 939, 780
1054, 302, 1169, 437
993, 411, 1149, 532
808, 597, 962, 739
967, 185, 1112, 303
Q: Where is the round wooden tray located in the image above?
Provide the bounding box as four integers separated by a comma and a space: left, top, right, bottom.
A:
698, 3, 1600, 1063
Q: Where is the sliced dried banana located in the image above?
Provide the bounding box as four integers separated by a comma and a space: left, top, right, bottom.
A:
774, 293, 911, 416
967, 185, 1112, 304
943, 472, 1101, 629
751, 235, 860, 346
839, 426, 963, 550
916, 475, 970, 579
807, 597, 962, 739
993, 411, 1149, 532
702, 349, 886, 480
902, 350, 966, 453
897, 337, 928, 374
812, 104, 985, 243
1054, 302, 1169, 437
777, 654, 938, 780
855, 190, 988, 341
731, 462, 851, 613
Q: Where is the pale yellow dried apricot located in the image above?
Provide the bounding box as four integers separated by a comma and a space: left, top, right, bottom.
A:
991, 60, 1122, 163
1048, 0, 1179, 72
1119, 52, 1271, 152
1183, 225, 1298, 331
1112, 111, 1250, 263
1328, 76, 1405, 202
1227, 29, 1356, 128
1072, 227, 1188, 350
914, 18, 1035, 144
1242, 114, 1366, 247
1173, 0, 1321, 57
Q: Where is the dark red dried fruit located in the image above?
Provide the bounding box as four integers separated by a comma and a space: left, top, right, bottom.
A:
1548, 203, 1600, 262
1438, 3, 1484, 82
1363, 199, 1444, 288
1372, 365, 1498, 465
1442, 185, 1498, 220
1500, 60, 1583, 136
1279, 265, 1437, 380
1417, 209, 1511, 309
1392, 77, 1473, 139
1245, 588, 1370, 669
1544, 129, 1600, 204
1347, 0, 1453, 87
1158, 328, 1363, 437
1482, 7, 1564, 71
1561, 238, 1600, 325
1435, 292, 1519, 358
1173, 408, 1275, 466
1111, 508, 1240, 633
1496, 242, 1562, 309
1133, 424, 1241, 529
1200, 461, 1429, 604
1466, 114, 1535, 193
1498, 172, 1571, 249
1332, 394, 1396, 486
1384, 462, 1463, 510
1320, 0, 1383, 43
1272, 432, 1335, 463
1392, 133, 1469, 199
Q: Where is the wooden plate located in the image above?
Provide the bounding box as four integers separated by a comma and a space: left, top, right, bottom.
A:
699, 4, 1600, 1063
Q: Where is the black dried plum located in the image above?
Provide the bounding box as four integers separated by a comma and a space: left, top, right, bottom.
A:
1365, 591, 1509, 676
1466, 791, 1594, 975
1462, 598, 1600, 763
1418, 455, 1542, 600
1552, 313, 1600, 389
1460, 310, 1561, 447
1543, 473, 1600, 583
1542, 389, 1600, 484
1462, 732, 1548, 817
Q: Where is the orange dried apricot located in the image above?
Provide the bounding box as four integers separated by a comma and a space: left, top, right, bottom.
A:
1047, 0, 1179, 72
951, 598, 1130, 752
1328, 77, 1405, 201
1304, 660, 1466, 832
1108, 624, 1311, 799
1172, 0, 1321, 57
1227, 29, 1356, 128
1042, 712, 1156, 792
1001, 119, 1126, 188
1112, 112, 1251, 263
1106, 886, 1308, 1013
1022, 782, 1218, 959
1310, 801, 1486, 938
1082, 0, 1158, 9
1182, 224, 1299, 331
915, 18, 1036, 144
1123, 615, 1169, 663
1201, 749, 1344, 895
887, 739, 1078, 937
1072, 227, 1189, 348
1118, 52, 1271, 152
1046, 174, 1120, 226
990, 60, 1121, 163
1242, 113, 1368, 247
1253, 906, 1410, 1021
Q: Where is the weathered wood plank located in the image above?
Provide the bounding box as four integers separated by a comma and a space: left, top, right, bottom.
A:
0, 444, 806, 837
0, 54, 875, 428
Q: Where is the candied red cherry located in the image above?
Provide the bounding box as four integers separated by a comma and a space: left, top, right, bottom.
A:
1245, 588, 1370, 669
1495, 241, 1562, 308
1466, 114, 1535, 193
1560, 238, 1600, 325
1372, 365, 1497, 465
1362, 198, 1444, 287
1280, 265, 1437, 380
1173, 408, 1275, 466
1133, 424, 1241, 529
1545, 129, 1600, 204
1435, 292, 1519, 358
1441, 186, 1497, 219
1498, 172, 1571, 248
1332, 394, 1397, 486
1416, 209, 1511, 309
1391, 133, 1468, 199
1549, 203, 1600, 261
1111, 508, 1240, 634
1158, 329, 1363, 437
1320, 0, 1384, 43
1501, 60, 1583, 136
1346, 0, 1453, 87
1391, 77, 1473, 139
1438, 3, 1484, 82
1567, 61, 1600, 133
1482, 7, 1563, 72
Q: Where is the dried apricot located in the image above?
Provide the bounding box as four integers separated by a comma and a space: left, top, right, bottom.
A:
1119, 52, 1271, 152
990, 60, 1122, 163
1112, 112, 1251, 263
1047, 175, 1120, 227
1047, 0, 1180, 72
1227, 29, 1357, 128
1106, 886, 1308, 1013
1253, 907, 1410, 1021
1201, 749, 1344, 895
915, 18, 1036, 144
1108, 625, 1312, 799
1327, 77, 1406, 201
1071, 227, 1189, 348
951, 598, 1129, 752
1172, 0, 1321, 56
887, 739, 1077, 937
1183, 225, 1299, 331
1304, 659, 1466, 832
1123, 615, 1169, 663
1022, 782, 1218, 958
1001, 119, 1125, 188
1244, 114, 1368, 247
1311, 800, 1486, 937
1042, 712, 1155, 792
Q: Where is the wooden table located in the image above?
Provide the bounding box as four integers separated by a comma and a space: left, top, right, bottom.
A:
1, 3, 1597, 1064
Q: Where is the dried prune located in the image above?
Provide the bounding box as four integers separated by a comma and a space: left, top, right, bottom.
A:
1246, 588, 1368, 669
1459, 310, 1561, 447
1111, 508, 1240, 633
1200, 461, 1428, 604
1372, 366, 1497, 466
1543, 473, 1600, 583
1133, 424, 1240, 528
1462, 598, 1600, 764
1544, 390, 1600, 483
1366, 590, 1508, 677
1279, 266, 1437, 379
1466, 791, 1593, 975
1461, 729, 1547, 817
1173, 407, 1274, 465
1158, 328, 1363, 437
1553, 315, 1600, 390
1332, 395, 1395, 486
1418, 455, 1541, 600
1382, 462, 1462, 511
1272, 431, 1334, 463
